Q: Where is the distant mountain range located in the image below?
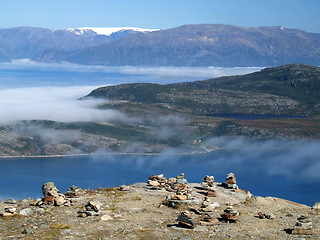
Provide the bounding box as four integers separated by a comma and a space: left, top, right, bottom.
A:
1, 24, 320, 67
0, 26, 156, 62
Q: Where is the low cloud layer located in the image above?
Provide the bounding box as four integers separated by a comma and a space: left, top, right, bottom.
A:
91, 136, 320, 183
0, 59, 263, 80
0, 86, 128, 124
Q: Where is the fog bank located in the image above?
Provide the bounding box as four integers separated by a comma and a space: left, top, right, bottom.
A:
0, 86, 128, 124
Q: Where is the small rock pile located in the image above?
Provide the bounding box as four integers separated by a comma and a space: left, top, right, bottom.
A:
289, 216, 314, 235
200, 196, 220, 212
117, 185, 131, 191
258, 211, 276, 219
148, 174, 167, 188
65, 185, 81, 198
202, 175, 217, 197
225, 173, 239, 190
148, 173, 192, 200
32, 182, 71, 207
0, 207, 17, 217
198, 216, 221, 226
176, 210, 197, 229
78, 201, 102, 217
312, 201, 320, 211
220, 205, 239, 222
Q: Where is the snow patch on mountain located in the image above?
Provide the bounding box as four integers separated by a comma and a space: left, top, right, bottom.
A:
67, 27, 160, 36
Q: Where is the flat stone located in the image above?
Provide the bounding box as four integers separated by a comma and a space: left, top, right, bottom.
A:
101, 214, 113, 221
5, 207, 16, 213
3, 198, 16, 204
291, 228, 314, 235
55, 196, 65, 206
148, 180, 160, 187
296, 222, 312, 229
1, 212, 17, 217
172, 194, 188, 200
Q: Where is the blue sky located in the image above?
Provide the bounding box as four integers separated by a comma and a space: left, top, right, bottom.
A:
1, 0, 320, 32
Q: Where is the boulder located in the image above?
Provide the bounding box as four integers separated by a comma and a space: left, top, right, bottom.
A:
42, 182, 56, 197
19, 208, 34, 216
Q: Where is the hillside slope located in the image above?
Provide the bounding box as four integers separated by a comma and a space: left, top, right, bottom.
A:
86, 64, 320, 116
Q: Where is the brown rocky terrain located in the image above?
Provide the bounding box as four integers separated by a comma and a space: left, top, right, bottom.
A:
0, 174, 319, 239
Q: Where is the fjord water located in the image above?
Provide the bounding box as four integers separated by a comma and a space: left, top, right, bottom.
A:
0, 151, 318, 206
0, 64, 319, 206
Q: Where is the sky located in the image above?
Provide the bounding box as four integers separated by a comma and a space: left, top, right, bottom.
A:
0, 0, 320, 33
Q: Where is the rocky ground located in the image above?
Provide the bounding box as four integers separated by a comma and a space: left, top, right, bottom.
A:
0, 175, 319, 240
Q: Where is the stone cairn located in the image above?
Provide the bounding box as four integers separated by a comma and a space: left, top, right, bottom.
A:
200, 196, 220, 212
176, 210, 197, 229
77, 201, 102, 218
289, 216, 314, 235
220, 205, 239, 222
201, 175, 217, 197
32, 182, 71, 207
0, 207, 17, 217
0, 199, 17, 217
148, 173, 192, 201
65, 185, 81, 198
225, 173, 239, 191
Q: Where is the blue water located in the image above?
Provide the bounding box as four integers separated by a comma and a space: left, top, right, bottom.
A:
0, 152, 318, 206
0, 65, 319, 206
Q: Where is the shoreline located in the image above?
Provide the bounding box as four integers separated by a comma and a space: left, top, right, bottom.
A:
0, 151, 214, 160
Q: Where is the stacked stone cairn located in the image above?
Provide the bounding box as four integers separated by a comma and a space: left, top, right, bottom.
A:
78, 201, 102, 217
33, 182, 71, 207
176, 210, 197, 229
225, 173, 239, 191
200, 196, 220, 212
0, 207, 17, 217
201, 175, 217, 197
220, 205, 239, 222
65, 185, 81, 198
148, 173, 192, 201
290, 216, 314, 235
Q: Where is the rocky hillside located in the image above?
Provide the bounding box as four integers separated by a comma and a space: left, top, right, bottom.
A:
86, 64, 320, 116
34, 24, 320, 67
0, 174, 319, 239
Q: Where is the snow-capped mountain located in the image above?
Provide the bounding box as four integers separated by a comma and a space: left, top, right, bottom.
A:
66, 27, 160, 36
0, 26, 158, 61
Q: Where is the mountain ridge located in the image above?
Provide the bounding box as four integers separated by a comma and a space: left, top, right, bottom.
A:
85, 63, 320, 116
34, 24, 320, 67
